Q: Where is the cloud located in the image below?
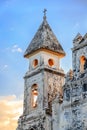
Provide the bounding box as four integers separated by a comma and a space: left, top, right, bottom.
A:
0, 95, 23, 130
4, 64, 8, 68
5, 44, 23, 53
0, 64, 8, 72
11, 44, 23, 53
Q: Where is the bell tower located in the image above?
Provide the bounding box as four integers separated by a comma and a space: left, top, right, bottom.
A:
17, 10, 65, 130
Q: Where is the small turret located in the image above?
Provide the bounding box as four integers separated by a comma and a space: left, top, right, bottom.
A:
73, 33, 82, 47
72, 33, 87, 78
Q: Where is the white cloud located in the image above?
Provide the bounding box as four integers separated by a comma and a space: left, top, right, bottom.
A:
13, 44, 18, 48
0, 95, 16, 101
11, 44, 23, 53
4, 64, 8, 68
0, 95, 23, 130
5, 44, 23, 53
16, 47, 23, 53
0, 64, 8, 72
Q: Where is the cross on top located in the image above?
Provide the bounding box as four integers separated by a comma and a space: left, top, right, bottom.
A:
43, 9, 47, 16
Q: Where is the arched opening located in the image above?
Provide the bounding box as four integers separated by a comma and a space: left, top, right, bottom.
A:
48, 59, 54, 67
33, 59, 38, 68
31, 84, 38, 108
80, 56, 86, 73
30, 128, 34, 130
83, 84, 87, 92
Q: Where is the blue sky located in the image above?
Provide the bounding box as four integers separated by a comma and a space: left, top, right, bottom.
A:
0, 0, 87, 97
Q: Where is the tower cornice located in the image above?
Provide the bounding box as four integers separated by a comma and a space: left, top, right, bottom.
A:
24, 67, 65, 79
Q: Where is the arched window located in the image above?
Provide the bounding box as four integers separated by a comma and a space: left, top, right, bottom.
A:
30, 128, 34, 130
31, 84, 38, 108
48, 59, 54, 67
80, 56, 86, 73
66, 89, 70, 101
33, 59, 38, 68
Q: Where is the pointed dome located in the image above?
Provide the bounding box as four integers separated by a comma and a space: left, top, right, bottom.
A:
24, 13, 65, 58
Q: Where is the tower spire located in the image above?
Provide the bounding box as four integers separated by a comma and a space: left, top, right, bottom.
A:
43, 8, 47, 21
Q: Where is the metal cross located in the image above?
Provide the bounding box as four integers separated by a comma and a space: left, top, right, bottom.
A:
43, 9, 47, 16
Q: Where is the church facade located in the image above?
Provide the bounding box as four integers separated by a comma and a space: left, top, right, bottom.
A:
16, 11, 87, 130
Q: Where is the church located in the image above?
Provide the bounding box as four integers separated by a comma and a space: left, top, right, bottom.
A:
16, 10, 87, 130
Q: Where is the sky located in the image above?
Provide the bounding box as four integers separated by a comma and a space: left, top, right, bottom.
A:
0, 0, 87, 130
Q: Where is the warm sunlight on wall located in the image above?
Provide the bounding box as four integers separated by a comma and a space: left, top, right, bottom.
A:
0, 95, 23, 130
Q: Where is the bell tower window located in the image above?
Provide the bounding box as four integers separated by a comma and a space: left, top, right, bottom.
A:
80, 56, 86, 73
33, 59, 38, 68
48, 59, 54, 67
31, 84, 38, 108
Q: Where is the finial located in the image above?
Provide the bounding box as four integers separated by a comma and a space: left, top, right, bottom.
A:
43, 9, 47, 16
43, 8, 47, 21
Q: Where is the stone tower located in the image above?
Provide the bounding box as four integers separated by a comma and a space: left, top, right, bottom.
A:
62, 33, 87, 130
16, 10, 65, 130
